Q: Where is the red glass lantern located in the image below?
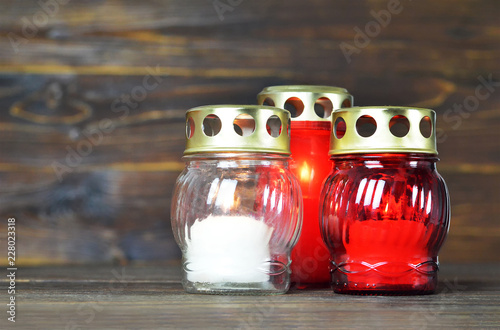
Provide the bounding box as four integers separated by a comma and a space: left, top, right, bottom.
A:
258, 86, 353, 288
320, 107, 450, 295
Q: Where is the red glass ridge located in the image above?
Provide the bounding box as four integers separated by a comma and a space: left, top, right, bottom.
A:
320, 154, 450, 295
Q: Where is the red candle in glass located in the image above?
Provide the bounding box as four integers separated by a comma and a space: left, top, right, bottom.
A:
320, 107, 450, 295
258, 86, 353, 288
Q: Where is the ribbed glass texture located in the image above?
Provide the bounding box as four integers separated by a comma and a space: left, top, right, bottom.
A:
171, 153, 302, 295
320, 154, 450, 295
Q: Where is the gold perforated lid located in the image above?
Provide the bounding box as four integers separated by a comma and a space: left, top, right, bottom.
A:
330, 107, 437, 155
257, 85, 353, 121
184, 105, 291, 155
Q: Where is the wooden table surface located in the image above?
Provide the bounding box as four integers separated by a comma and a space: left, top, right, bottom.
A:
4, 263, 499, 329
1, 0, 500, 267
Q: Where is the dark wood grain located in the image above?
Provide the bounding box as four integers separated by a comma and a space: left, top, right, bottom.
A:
0, 1, 499, 79
5, 263, 500, 329
0, 0, 499, 265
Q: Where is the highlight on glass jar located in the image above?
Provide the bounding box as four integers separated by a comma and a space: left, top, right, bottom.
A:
258, 86, 353, 289
320, 107, 450, 295
171, 105, 303, 295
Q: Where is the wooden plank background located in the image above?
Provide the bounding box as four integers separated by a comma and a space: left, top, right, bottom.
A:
0, 0, 499, 265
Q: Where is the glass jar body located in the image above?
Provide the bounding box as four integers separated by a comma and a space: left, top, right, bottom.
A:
171, 153, 302, 295
320, 154, 450, 295
289, 121, 332, 288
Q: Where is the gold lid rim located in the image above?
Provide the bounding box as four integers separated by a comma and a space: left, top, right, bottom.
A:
259, 85, 350, 94
184, 104, 291, 155
333, 106, 433, 113
187, 104, 281, 113
329, 106, 438, 155
184, 147, 291, 155
329, 148, 437, 155
257, 85, 353, 122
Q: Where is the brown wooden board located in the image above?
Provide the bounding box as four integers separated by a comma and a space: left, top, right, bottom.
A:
0, 0, 499, 265
2, 263, 499, 328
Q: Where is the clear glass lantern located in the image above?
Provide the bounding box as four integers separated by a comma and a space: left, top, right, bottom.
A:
257, 85, 353, 289
320, 107, 450, 295
171, 105, 302, 295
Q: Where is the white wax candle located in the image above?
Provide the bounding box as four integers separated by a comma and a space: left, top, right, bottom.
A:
185, 215, 274, 283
